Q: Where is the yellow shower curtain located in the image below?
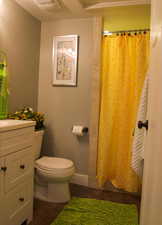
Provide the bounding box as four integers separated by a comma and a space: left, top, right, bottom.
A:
97, 33, 150, 192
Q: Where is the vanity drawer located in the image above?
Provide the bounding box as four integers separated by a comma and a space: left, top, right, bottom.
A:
0, 158, 4, 197
4, 147, 34, 192
0, 127, 34, 156
5, 178, 33, 225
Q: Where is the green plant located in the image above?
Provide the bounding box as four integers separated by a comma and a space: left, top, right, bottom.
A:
8, 107, 45, 131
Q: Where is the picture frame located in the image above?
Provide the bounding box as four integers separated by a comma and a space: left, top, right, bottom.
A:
52, 35, 79, 86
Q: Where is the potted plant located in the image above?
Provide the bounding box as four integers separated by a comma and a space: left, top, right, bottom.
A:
8, 107, 45, 158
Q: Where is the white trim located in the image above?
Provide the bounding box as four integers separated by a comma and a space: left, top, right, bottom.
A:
70, 173, 88, 187
88, 17, 102, 190
86, 0, 150, 10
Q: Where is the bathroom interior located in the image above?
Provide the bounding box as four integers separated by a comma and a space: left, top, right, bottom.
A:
0, 0, 162, 225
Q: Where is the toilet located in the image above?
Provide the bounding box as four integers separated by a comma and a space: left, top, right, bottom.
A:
33, 130, 75, 203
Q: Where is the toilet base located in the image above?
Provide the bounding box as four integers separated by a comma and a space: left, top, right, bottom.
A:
35, 181, 71, 203
48, 182, 71, 203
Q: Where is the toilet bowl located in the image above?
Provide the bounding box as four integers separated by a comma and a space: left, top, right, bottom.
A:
35, 156, 75, 203
33, 130, 75, 203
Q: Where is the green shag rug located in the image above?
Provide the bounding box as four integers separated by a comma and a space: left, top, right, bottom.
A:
51, 197, 138, 225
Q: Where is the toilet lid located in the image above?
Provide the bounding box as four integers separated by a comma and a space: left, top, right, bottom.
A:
35, 156, 74, 171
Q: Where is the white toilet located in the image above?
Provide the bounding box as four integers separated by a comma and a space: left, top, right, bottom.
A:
33, 130, 75, 203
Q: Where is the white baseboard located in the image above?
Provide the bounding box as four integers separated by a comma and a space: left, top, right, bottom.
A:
71, 173, 88, 187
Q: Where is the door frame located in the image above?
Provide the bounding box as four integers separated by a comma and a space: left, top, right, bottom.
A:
88, 16, 102, 189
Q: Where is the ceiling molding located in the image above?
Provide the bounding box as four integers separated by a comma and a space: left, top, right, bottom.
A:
85, 0, 151, 10
14, 0, 150, 21
14, 0, 73, 21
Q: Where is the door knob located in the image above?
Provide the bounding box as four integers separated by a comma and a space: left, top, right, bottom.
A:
20, 165, 25, 169
19, 198, 24, 202
1, 166, 7, 172
138, 120, 148, 130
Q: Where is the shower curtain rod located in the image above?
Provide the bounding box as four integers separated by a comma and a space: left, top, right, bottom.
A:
103, 28, 150, 35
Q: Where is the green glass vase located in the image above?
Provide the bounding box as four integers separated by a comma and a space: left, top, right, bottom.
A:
0, 61, 8, 120
0, 94, 8, 119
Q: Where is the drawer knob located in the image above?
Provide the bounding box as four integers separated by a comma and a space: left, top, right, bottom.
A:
19, 198, 24, 202
20, 165, 25, 169
1, 166, 7, 172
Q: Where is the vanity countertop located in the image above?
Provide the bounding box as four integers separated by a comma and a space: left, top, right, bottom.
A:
0, 119, 36, 132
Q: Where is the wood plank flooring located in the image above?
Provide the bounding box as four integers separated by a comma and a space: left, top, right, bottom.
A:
29, 184, 140, 225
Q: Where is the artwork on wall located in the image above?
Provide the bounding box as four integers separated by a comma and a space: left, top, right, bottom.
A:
53, 35, 79, 86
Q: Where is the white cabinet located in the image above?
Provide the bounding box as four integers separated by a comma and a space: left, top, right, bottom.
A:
0, 120, 35, 225
0, 158, 4, 197
4, 178, 33, 225
5, 147, 34, 193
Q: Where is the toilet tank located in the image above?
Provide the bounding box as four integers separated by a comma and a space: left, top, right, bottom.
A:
33, 129, 44, 159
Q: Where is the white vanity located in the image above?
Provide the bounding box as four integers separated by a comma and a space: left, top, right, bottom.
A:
0, 120, 35, 225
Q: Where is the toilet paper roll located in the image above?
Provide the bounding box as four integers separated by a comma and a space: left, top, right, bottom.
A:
72, 126, 85, 136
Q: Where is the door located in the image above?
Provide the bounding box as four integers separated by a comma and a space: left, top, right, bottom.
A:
140, 0, 162, 225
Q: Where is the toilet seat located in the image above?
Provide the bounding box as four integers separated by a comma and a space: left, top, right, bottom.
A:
35, 156, 75, 177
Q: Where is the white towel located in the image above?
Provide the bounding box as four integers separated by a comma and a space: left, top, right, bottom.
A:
131, 75, 149, 178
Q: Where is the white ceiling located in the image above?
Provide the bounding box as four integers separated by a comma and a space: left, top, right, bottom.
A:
14, 0, 150, 21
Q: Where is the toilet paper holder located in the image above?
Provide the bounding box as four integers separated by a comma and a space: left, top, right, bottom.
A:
82, 127, 89, 134
71, 126, 89, 136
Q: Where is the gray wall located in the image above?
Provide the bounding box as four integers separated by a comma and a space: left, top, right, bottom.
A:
0, 0, 41, 112
38, 18, 93, 175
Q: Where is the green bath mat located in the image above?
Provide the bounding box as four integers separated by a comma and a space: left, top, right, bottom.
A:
51, 197, 138, 225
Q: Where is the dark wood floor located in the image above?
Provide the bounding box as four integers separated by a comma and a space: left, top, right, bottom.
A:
29, 184, 141, 225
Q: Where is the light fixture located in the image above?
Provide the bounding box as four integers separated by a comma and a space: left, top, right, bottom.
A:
34, 0, 61, 10
36, 0, 53, 4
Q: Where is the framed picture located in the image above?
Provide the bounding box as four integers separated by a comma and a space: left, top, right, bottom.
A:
53, 35, 79, 86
